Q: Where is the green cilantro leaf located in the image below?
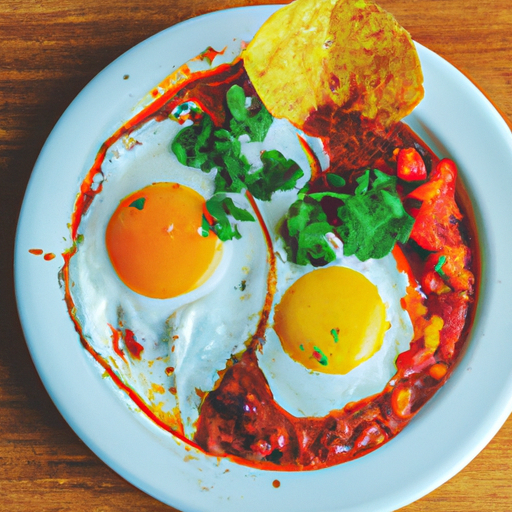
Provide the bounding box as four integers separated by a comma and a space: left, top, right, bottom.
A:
335, 169, 414, 260
309, 191, 349, 202
170, 86, 303, 244
434, 255, 448, 279
171, 114, 214, 171
171, 115, 252, 194
245, 150, 304, 201
355, 170, 370, 194
282, 198, 336, 266
129, 197, 146, 210
227, 85, 273, 142
211, 129, 251, 193
201, 215, 210, 237
326, 173, 346, 188
226, 85, 248, 122
312, 346, 329, 366
203, 194, 255, 241
221, 196, 256, 222
282, 169, 414, 265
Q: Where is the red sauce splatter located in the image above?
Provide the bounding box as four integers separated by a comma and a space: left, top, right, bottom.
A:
244, 191, 276, 349
272, 479, 281, 488
109, 324, 127, 363
60, 250, 188, 442
124, 329, 144, 360
29, 249, 56, 261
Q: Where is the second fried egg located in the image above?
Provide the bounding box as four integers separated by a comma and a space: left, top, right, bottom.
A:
257, 236, 414, 417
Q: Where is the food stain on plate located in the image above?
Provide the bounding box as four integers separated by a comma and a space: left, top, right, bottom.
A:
29, 248, 56, 260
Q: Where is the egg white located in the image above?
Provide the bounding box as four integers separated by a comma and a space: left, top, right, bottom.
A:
166, 207, 268, 438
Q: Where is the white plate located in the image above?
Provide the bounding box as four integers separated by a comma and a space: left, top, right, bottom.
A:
14, 5, 512, 511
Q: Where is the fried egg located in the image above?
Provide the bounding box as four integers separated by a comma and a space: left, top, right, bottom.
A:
68, 112, 315, 436
69, 116, 243, 421
256, 234, 414, 418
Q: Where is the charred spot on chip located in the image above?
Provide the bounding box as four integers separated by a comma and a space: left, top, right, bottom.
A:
244, 0, 423, 138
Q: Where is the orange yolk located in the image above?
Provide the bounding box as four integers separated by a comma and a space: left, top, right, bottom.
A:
273, 266, 388, 375
105, 182, 221, 299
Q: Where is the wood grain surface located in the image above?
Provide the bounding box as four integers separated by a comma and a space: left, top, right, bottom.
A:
1, 0, 511, 510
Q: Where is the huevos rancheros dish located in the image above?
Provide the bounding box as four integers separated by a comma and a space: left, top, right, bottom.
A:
61, 0, 478, 470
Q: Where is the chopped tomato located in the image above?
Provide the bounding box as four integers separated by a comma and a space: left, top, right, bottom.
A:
422, 246, 475, 295
428, 292, 471, 359
407, 159, 462, 251
397, 147, 427, 181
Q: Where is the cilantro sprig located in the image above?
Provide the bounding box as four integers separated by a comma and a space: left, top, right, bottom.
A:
171, 85, 304, 240
226, 84, 273, 142
282, 169, 414, 265
245, 150, 304, 202
334, 170, 414, 260
203, 194, 255, 241
283, 198, 336, 266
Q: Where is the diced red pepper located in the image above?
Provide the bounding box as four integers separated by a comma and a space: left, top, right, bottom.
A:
407, 159, 463, 252
422, 246, 474, 295
429, 362, 448, 380
427, 292, 470, 360
124, 329, 144, 360
396, 346, 436, 376
408, 158, 458, 201
421, 270, 451, 295
397, 147, 427, 181
391, 384, 414, 419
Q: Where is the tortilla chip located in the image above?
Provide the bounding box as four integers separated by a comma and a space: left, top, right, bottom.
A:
243, 0, 423, 133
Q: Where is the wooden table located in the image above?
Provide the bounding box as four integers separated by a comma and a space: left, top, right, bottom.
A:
1, 0, 511, 510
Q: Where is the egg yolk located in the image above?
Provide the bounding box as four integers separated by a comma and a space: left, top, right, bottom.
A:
105, 182, 221, 299
273, 266, 388, 375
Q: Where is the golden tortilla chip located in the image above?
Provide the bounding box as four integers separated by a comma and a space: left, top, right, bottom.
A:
243, 0, 423, 133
